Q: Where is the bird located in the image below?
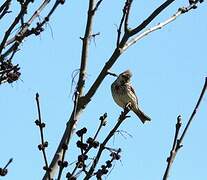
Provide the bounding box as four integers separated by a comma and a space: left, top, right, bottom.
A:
111, 70, 151, 123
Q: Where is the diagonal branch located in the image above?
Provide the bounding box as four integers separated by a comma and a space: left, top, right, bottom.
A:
83, 106, 131, 180
123, 7, 183, 51
163, 77, 207, 180
0, 0, 11, 14
178, 77, 207, 144
0, 0, 32, 55
129, 0, 176, 37
123, 3, 203, 51
0, 158, 13, 177
4, 0, 51, 48
0, 0, 11, 20
2, 0, 63, 61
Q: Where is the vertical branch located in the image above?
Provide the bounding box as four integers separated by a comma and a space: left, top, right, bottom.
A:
163, 116, 182, 180
116, 0, 133, 47
77, 0, 96, 96
124, 0, 133, 32
35, 93, 51, 180
43, 0, 102, 179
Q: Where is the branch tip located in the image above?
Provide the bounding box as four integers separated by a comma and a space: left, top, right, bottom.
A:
107, 71, 118, 77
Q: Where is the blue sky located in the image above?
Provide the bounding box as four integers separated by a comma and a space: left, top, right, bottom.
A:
1, 0, 207, 179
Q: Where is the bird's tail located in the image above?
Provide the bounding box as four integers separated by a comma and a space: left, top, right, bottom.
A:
133, 108, 151, 124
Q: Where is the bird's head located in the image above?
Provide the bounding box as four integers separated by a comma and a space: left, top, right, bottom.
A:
117, 70, 132, 84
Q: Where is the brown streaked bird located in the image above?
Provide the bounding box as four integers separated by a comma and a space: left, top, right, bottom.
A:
111, 70, 151, 123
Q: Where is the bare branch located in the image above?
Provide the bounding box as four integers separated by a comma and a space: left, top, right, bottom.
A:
116, 0, 132, 47
163, 77, 207, 180
43, 0, 102, 179
35, 93, 51, 180
163, 116, 182, 180
2, 0, 64, 61
0, 0, 11, 20
123, 7, 183, 51
123, 3, 203, 51
77, 0, 96, 96
0, 0, 32, 55
179, 77, 207, 144
93, 0, 103, 13
124, 0, 133, 33
129, 0, 176, 37
0, 158, 13, 177
83, 105, 131, 180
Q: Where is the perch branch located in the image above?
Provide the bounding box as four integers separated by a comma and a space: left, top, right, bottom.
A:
83, 106, 131, 180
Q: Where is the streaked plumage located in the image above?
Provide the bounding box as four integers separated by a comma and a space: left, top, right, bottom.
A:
111, 70, 151, 123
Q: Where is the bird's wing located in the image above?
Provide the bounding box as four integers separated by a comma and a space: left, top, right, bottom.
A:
127, 83, 139, 105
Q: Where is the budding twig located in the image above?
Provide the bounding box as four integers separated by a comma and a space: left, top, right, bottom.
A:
35, 93, 51, 180
163, 77, 207, 180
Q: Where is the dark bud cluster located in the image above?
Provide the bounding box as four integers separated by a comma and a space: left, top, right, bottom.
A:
58, 160, 68, 168
110, 148, 121, 160
43, 166, 51, 172
66, 172, 77, 180
95, 148, 121, 179
0, 61, 21, 84
35, 119, 46, 128
0, 168, 8, 176
86, 137, 99, 148
59, 0, 65, 4
99, 113, 107, 126
76, 140, 88, 150
76, 127, 87, 137
38, 141, 48, 151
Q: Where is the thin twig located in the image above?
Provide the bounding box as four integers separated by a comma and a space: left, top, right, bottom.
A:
2, 0, 63, 62
129, 0, 176, 37
0, 0, 11, 20
179, 77, 207, 144
0, 158, 13, 176
83, 106, 131, 180
35, 93, 51, 180
123, 7, 183, 51
116, 0, 129, 47
124, 0, 133, 33
163, 116, 182, 180
163, 77, 207, 180
93, 0, 103, 13
123, 4, 200, 51
0, 0, 11, 14
56, 91, 80, 180
0, 0, 32, 55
